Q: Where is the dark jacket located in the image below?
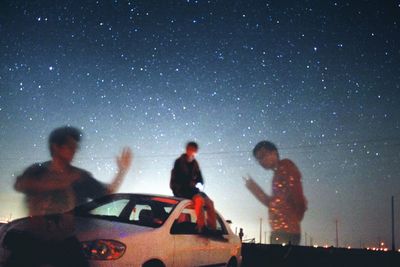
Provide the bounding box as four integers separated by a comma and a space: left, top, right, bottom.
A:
170, 154, 204, 199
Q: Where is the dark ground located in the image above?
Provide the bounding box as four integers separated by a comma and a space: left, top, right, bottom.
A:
241, 243, 400, 267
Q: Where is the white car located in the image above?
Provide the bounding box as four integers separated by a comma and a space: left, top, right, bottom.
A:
0, 193, 242, 267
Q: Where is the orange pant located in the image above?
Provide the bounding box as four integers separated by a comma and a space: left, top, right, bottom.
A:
192, 194, 216, 230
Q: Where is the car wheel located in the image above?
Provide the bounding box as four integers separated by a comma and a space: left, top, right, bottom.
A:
142, 259, 165, 267
226, 257, 237, 267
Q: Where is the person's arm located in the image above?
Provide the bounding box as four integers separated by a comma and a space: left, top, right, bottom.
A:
171, 158, 186, 195
170, 158, 183, 187
108, 147, 133, 193
15, 177, 73, 193
284, 160, 307, 219
243, 175, 271, 207
170, 169, 175, 191
196, 160, 204, 185
14, 164, 75, 193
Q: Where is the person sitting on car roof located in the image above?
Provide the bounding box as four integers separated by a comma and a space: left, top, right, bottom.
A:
170, 141, 216, 232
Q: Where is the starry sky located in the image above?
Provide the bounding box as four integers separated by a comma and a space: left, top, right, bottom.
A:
1, 0, 400, 248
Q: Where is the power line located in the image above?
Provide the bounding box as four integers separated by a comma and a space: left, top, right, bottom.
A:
0, 137, 399, 162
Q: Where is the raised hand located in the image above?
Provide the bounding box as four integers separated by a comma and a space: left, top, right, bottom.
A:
243, 174, 270, 207
116, 147, 133, 174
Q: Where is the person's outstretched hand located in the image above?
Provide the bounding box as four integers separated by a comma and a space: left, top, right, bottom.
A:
243, 175, 260, 191
243, 174, 270, 207
117, 147, 133, 174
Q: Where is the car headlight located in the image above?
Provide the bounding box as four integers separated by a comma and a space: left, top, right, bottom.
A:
81, 239, 126, 260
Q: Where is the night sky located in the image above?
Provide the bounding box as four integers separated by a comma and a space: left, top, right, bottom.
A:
1, 0, 400, 248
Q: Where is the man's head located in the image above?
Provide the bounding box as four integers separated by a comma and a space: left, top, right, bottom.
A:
48, 126, 82, 163
253, 141, 279, 170
185, 141, 199, 161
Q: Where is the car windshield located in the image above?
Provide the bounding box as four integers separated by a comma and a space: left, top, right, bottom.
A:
74, 194, 180, 228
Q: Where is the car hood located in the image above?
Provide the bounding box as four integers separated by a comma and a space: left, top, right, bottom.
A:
73, 216, 156, 241
1, 215, 157, 242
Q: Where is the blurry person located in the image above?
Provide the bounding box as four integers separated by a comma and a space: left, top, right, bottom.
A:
238, 228, 244, 242
14, 126, 132, 216
170, 141, 216, 232
4, 126, 132, 267
244, 141, 307, 245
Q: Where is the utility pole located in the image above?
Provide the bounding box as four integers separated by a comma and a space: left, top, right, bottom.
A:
259, 218, 262, 244
335, 219, 339, 247
305, 232, 308, 246
392, 196, 396, 251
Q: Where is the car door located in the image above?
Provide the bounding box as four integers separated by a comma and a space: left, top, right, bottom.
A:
171, 204, 210, 267
207, 215, 233, 266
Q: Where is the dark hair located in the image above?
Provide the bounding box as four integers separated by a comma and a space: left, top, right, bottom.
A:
48, 126, 82, 156
186, 141, 199, 150
253, 141, 278, 157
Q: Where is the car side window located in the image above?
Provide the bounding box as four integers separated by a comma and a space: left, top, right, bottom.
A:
214, 215, 228, 235
171, 206, 198, 235
128, 204, 166, 227
129, 204, 151, 221
177, 206, 197, 224
89, 199, 130, 217
172, 205, 228, 235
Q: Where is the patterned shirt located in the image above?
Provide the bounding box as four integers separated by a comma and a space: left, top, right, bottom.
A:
268, 159, 307, 234
15, 161, 108, 216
